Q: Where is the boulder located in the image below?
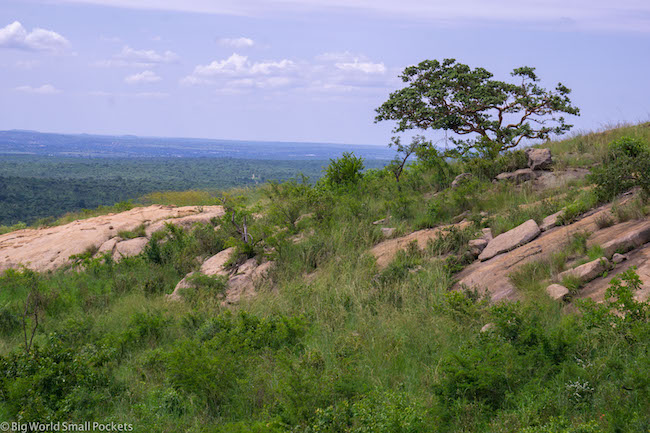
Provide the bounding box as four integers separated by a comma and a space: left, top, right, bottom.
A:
200, 247, 235, 276
540, 210, 563, 231
612, 253, 627, 264
559, 257, 611, 284
113, 237, 148, 260
602, 224, 650, 258
469, 239, 488, 256
224, 259, 273, 304
495, 168, 536, 183
526, 148, 553, 171
451, 173, 472, 188
479, 219, 541, 261
381, 227, 396, 238
546, 284, 570, 301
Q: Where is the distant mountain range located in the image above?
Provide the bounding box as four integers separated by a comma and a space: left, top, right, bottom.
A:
0, 130, 394, 160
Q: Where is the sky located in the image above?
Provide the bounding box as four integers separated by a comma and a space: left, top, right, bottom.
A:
0, 0, 649, 145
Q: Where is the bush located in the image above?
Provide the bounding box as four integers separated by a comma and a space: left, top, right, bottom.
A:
324, 152, 365, 187
589, 136, 650, 201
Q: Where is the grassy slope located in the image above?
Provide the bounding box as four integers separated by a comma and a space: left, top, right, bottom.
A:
0, 123, 649, 432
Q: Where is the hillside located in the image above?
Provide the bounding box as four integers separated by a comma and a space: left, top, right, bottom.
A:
0, 123, 649, 432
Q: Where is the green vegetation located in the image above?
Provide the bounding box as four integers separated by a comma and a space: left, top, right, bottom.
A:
1, 120, 650, 431
590, 136, 650, 201
0, 156, 387, 226
375, 58, 579, 158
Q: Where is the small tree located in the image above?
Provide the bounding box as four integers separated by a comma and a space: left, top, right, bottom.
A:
375, 59, 580, 159
387, 135, 432, 184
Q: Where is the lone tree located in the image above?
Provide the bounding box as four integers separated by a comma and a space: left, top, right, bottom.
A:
375, 59, 579, 159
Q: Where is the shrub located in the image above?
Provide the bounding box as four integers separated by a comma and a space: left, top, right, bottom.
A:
324, 152, 365, 187
589, 136, 650, 201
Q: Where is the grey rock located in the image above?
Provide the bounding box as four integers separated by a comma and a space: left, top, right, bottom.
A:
526, 148, 553, 171
612, 253, 627, 264
479, 219, 541, 261
495, 168, 536, 183
381, 227, 396, 238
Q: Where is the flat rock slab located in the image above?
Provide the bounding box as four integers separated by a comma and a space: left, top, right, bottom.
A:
558, 257, 611, 284
600, 221, 650, 258
0, 205, 224, 273
370, 221, 471, 269
479, 219, 541, 261
455, 203, 616, 302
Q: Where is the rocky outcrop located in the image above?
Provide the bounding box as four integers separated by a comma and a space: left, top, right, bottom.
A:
526, 148, 553, 171
578, 240, 650, 304
371, 221, 472, 269
168, 247, 273, 305
479, 219, 541, 261
546, 284, 569, 301
0, 205, 225, 273
601, 222, 650, 258
495, 168, 536, 183
455, 202, 618, 301
451, 173, 472, 188
559, 258, 611, 285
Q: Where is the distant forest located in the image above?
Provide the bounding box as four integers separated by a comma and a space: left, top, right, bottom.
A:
0, 155, 385, 225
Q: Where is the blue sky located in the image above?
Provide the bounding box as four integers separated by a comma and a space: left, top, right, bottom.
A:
1, 0, 649, 145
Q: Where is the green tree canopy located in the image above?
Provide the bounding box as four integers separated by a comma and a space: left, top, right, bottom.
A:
375, 59, 580, 158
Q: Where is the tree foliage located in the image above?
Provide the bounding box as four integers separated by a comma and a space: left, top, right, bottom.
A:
375, 58, 580, 158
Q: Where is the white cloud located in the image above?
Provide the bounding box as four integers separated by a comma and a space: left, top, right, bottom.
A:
182, 51, 393, 96
0, 21, 69, 52
96, 45, 178, 67
218, 37, 254, 48
124, 70, 162, 84
189, 53, 295, 78
15, 84, 61, 94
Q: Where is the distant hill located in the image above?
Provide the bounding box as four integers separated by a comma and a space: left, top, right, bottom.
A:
0, 130, 394, 160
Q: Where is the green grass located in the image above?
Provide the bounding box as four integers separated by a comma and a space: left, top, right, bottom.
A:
1, 124, 650, 432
